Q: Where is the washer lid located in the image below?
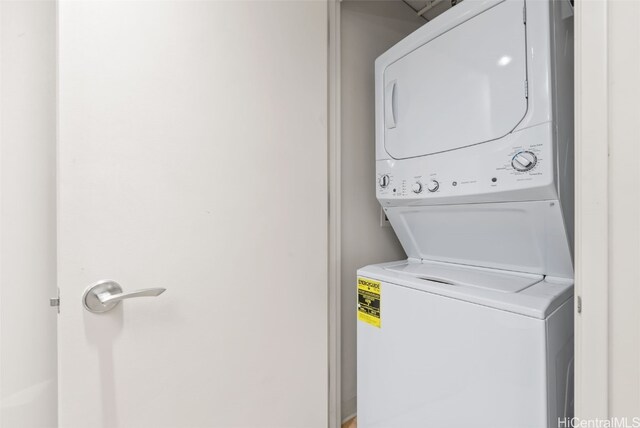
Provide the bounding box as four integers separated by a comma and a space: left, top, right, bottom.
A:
384, 200, 575, 279
384, 260, 543, 293
358, 260, 574, 319
382, 0, 527, 159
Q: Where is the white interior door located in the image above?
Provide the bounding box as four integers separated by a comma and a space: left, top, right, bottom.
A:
57, 1, 328, 427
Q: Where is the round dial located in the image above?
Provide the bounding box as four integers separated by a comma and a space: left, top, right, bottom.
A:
411, 182, 423, 194
378, 174, 390, 188
511, 151, 538, 172
427, 180, 439, 193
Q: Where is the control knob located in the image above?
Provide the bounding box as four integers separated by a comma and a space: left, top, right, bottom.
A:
412, 182, 423, 194
378, 174, 390, 188
511, 151, 538, 172
427, 180, 439, 193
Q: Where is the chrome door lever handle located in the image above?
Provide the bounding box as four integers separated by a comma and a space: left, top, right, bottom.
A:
83, 280, 166, 313
97, 287, 165, 305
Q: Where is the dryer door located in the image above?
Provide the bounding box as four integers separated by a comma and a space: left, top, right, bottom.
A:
383, 0, 528, 159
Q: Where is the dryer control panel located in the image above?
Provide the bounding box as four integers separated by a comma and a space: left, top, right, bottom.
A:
376, 123, 557, 206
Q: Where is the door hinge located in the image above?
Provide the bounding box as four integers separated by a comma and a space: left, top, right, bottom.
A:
50, 288, 60, 314
523, 5, 527, 23
524, 80, 529, 98
576, 295, 582, 314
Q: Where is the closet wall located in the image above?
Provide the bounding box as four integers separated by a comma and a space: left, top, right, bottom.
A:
340, 1, 424, 420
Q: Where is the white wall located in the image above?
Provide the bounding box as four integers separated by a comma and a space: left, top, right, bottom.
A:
0, 1, 58, 427
340, 1, 423, 420
607, 0, 640, 416
575, 0, 640, 419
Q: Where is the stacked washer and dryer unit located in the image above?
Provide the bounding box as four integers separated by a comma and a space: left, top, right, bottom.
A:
357, 0, 574, 427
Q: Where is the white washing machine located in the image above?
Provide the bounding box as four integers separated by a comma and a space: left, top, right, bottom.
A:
358, 0, 575, 426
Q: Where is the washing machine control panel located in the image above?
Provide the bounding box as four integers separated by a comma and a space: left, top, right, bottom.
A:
377, 124, 557, 205
425, 180, 439, 192
378, 174, 391, 188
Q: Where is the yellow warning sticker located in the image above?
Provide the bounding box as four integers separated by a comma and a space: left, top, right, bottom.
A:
358, 277, 381, 328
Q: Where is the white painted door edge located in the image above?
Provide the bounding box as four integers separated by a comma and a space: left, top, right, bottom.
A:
574, 0, 609, 420
328, 1, 342, 427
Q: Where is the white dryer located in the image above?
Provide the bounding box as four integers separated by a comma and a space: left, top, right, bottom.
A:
358, 0, 574, 426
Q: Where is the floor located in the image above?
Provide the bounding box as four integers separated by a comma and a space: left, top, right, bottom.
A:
342, 417, 357, 428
